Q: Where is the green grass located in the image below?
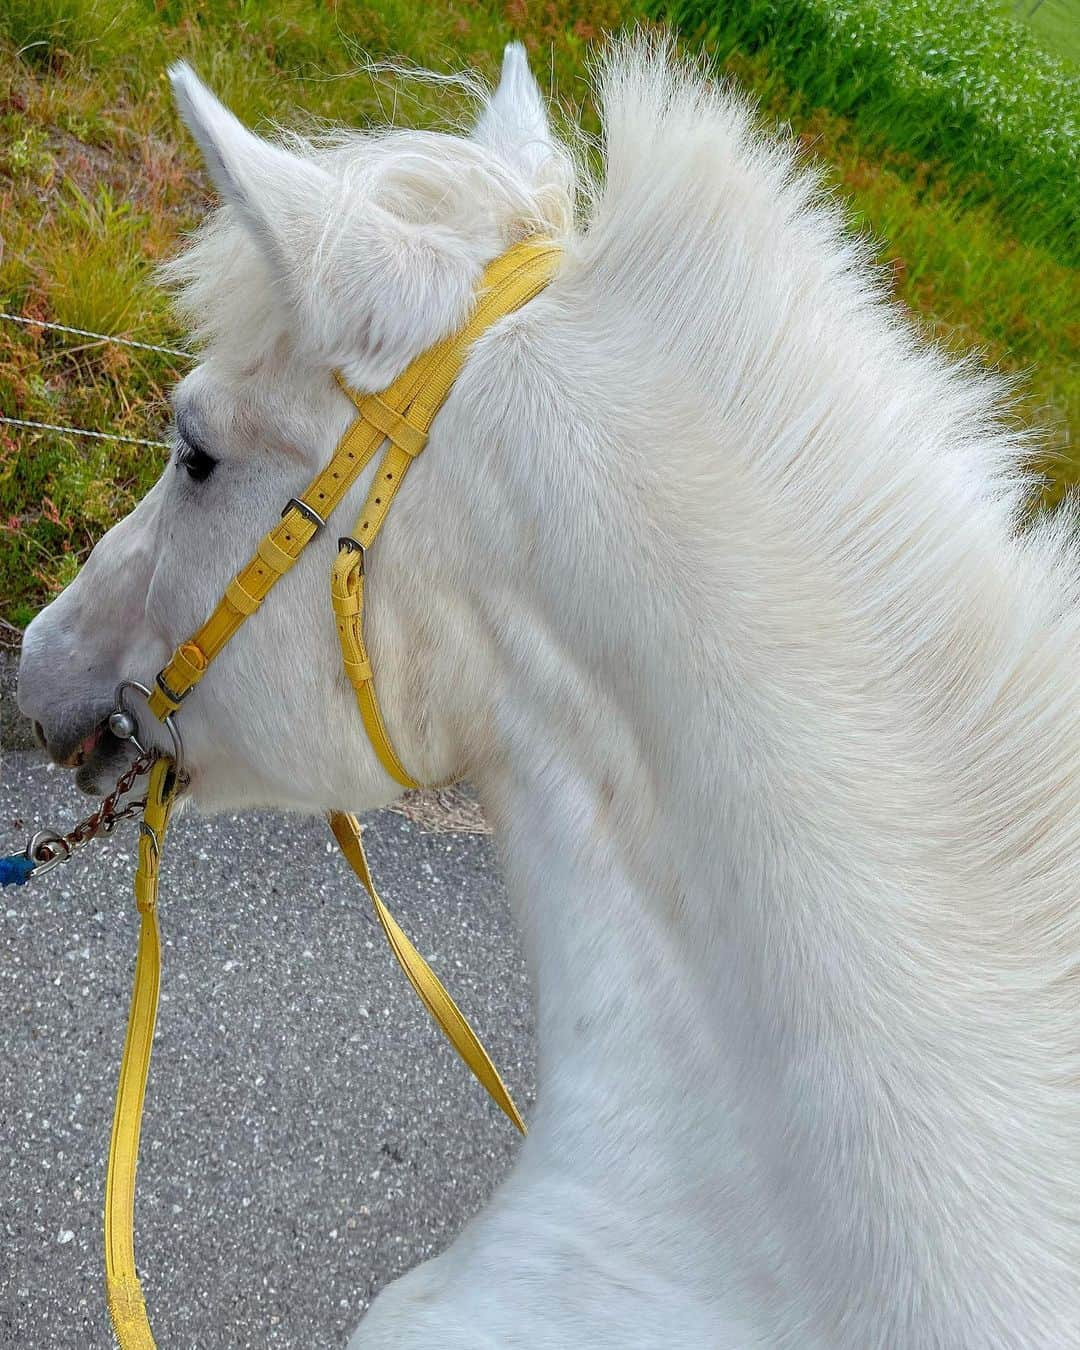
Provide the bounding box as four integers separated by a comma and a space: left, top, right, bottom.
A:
1009, 0, 1080, 65
0, 0, 1077, 626
718, 47, 1079, 505
652, 0, 1079, 266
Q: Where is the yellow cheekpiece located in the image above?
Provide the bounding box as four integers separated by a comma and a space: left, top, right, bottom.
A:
105, 239, 559, 1347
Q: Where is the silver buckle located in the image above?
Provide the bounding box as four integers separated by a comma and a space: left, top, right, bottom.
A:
337, 535, 365, 571
282, 498, 326, 531
155, 671, 189, 705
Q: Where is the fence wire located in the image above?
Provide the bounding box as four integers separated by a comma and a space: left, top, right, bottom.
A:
0, 312, 190, 359
0, 415, 170, 449
1, 312, 183, 450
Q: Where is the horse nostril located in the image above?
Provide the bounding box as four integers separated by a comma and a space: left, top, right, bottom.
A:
31, 720, 48, 750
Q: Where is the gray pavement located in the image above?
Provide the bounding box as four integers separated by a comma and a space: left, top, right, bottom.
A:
0, 751, 535, 1348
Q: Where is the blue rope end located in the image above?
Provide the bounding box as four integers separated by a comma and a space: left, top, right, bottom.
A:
0, 854, 34, 887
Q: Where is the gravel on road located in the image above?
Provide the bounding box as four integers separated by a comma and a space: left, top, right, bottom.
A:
0, 751, 535, 1349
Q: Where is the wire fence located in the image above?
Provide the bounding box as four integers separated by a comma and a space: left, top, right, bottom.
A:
0, 312, 191, 358
0, 415, 170, 449
0, 312, 186, 450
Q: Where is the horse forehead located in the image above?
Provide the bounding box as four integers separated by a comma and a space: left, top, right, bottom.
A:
174, 350, 335, 433
172, 364, 243, 427
170, 367, 284, 455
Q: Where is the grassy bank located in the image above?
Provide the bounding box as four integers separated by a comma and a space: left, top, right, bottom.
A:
652, 0, 1078, 265
1, 0, 1076, 628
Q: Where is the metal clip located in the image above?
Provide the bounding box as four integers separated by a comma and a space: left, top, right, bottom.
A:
25, 829, 72, 878
138, 821, 161, 859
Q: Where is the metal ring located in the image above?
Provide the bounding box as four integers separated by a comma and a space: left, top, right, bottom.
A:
113, 680, 186, 780
282, 497, 326, 531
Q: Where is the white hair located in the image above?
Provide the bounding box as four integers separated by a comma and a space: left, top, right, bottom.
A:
160, 58, 578, 380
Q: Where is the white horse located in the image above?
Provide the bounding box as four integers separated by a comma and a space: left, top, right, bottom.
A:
17, 37, 1079, 1349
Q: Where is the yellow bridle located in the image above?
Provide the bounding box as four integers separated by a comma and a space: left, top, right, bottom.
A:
105, 238, 560, 1348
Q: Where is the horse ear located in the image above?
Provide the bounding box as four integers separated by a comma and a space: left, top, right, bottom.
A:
169, 62, 486, 386
472, 43, 555, 185
168, 62, 333, 263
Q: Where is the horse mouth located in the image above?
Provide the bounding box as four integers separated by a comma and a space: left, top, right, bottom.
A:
75, 722, 135, 795
35, 716, 131, 795
57, 723, 104, 767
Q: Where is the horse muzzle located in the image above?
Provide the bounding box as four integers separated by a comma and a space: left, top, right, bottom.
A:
17, 646, 147, 792
25, 708, 131, 793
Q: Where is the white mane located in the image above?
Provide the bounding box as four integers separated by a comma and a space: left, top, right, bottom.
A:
586, 46, 1080, 945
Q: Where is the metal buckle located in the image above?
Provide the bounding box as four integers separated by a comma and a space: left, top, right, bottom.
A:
155, 671, 189, 705
283, 497, 326, 531
111, 680, 187, 781
337, 535, 365, 570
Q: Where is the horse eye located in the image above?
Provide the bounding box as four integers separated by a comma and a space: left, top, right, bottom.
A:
176, 442, 217, 483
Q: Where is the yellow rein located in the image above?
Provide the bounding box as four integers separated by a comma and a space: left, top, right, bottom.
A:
105, 239, 559, 1348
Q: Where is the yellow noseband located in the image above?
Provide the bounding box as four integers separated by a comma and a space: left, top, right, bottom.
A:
105, 239, 560, 1348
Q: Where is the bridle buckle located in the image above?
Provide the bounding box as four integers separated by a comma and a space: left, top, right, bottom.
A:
338, 536, 365, 572
283, 497, 326, 531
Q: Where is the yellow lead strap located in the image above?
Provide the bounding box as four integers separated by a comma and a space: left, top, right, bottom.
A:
105, 758, 179, 1350
105, 239, 557, 1347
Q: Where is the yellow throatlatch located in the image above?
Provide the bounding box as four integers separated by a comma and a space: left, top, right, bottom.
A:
105, 239, 559, 1347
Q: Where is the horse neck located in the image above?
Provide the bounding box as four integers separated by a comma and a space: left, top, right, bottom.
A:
454, 321, 1079, 1342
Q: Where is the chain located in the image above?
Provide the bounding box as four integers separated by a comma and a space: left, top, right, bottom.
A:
26, 751, 158, 874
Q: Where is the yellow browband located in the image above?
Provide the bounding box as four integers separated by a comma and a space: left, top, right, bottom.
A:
105, 239, 559, 1348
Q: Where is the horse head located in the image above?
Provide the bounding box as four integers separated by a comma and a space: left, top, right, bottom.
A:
18, 44, 571, 814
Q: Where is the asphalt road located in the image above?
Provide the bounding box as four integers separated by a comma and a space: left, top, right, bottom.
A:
0, 751, 535, 1349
